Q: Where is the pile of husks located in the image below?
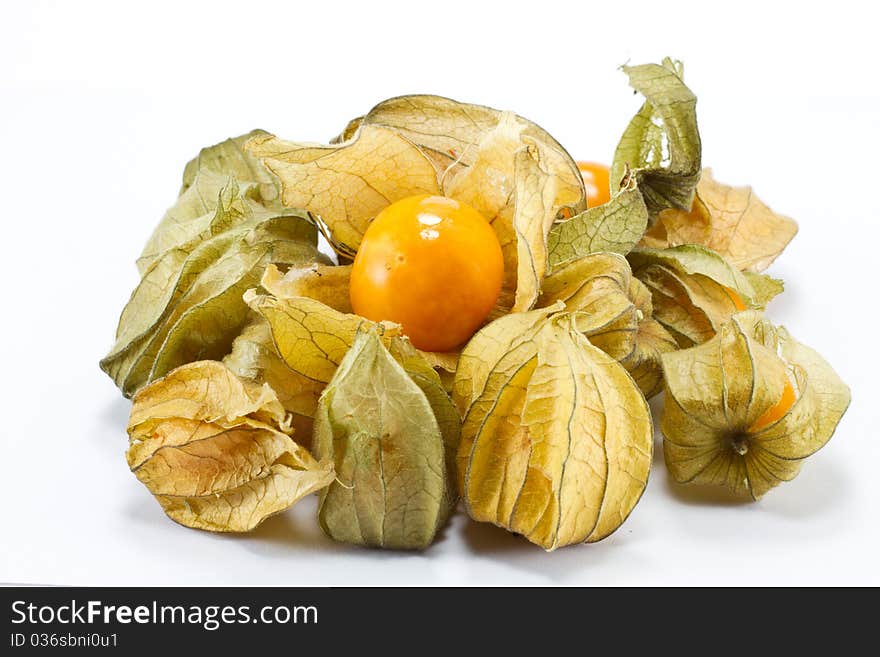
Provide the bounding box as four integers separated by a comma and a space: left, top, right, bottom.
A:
101, 59, 850, 550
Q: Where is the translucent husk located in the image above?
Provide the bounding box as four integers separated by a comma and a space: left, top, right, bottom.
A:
127, 361, 334, 531
537, 252, 676, 397
453, 309, 653, 549
661, 311, 850, 499
313, 328, 459, 549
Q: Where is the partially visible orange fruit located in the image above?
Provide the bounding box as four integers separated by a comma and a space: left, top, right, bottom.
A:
723, 286, 748, 312
577, 161, 611, 208
750, 378, 797, 433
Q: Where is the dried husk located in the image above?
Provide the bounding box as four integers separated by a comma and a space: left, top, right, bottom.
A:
537, 252, 676, 397
244, 291, 399, 384
127, 361, 334, 531
261, 262, 353, 313
628, 244, 782, 347
453, 309, 653, 550
661, 311, 850, 499
140, 130, 282, 275
611, 58, 701, 222
545, 58, 702, 267
547, 167, 649, 267
313, 328, 459, 549
223, 316, 322, 447
620, 277, 679, 398
180, 130, 279, 196
247, 268, 458, 383
101, 129, 327, 397
247, 95, 586, 314
101, 199, 324, 396
641, 168, 798, 272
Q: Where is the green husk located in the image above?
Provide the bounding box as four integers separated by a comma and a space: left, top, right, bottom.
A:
313, 329, 458, 549
611, 58, 701, 222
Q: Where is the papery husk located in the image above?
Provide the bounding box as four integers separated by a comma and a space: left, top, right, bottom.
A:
247, 125, 442, 253
537, 252, 676, 397
628, 244, 782, 347
313, 328, 459, 549
127, 361, 334, 531
102, 128, 327, 398
242, 286, 461, 439
247, 95, 586, 314
620, 278, 679, 398
261, 262, 353, 313
101, 198, 325, 397
251, 266, 458, 382
223, 316, 323, 447
641, 168, 798, 272
661, 311, 850, 499
453, 309, 653, 550
546, 57, 701, 265
140, 130, 282, 275
611, 58, 701, 223
547, 167, 648, 266
180, 130, 279, 196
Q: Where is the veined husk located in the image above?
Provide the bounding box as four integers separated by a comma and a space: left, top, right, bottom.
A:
453, 308, 653, 550
544, 58, 701, 268
313, 328, 460, 549
661, 311, 850, 499
140, 130, 282, 275
127, 360, 334, 532
628, 244, 783, 347
223, 315, 323, 447
101, 131, 328, 397
180, 131, 279, 197
537, 252, 677, 398
243, 289, 402, 384
241, 266, 459, 386
546, 168, 648, 268
101, 196, 325, 397
246, 95, 586, 314
641, 168, 798, 273
223, 264, 363, 446
258, 265, 460, 387
241, 276, 458, 426
261, 262, 353, 313
611, 58, 701, 223
621, 277, 680, 398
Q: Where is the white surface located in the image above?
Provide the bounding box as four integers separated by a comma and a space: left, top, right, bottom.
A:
1, 0, 877, 586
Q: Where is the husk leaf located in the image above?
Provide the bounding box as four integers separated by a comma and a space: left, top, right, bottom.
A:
313, 329, 457, 549
641, 168, 798, 272
629, 244, 782, 347
127, 361, 333, 531
661, 311, 850, 499
611, 58, 701, 222
101, 192, 324, 397
538, 253, 676, 397
453, 311, 652, 549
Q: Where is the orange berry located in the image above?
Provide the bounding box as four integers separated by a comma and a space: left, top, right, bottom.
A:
750, 378, 797, 433
723, 286, 748, 312
350, 195, 504, 352
577, 161, 612, 208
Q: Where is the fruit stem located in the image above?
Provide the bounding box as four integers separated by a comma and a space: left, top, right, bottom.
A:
731, 435, 749, 456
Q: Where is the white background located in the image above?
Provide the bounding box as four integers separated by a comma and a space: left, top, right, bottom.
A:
1, 0, 877, 586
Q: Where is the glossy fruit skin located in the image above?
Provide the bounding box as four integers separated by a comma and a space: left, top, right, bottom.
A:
749, 378, 797, 433
350, 195, 504, 352
577, 161, 611, 208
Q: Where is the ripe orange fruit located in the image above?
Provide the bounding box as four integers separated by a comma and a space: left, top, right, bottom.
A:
577, 161, 611, 207
349, 195, 504, 352
723, 286, 748, 311
749, 378, 797, 433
